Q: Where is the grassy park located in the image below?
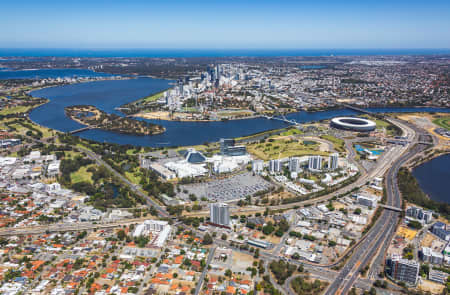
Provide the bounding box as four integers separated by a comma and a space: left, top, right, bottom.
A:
433, 116, 450, 130
247, 136, 327, 160
0, 105, 35, 115
70, 165, 95, 184
141, 90, 165, 103
320, 134, 345, 153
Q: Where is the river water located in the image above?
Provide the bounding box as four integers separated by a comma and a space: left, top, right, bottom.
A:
413, 154, 450, 204
29, 77, 450, 147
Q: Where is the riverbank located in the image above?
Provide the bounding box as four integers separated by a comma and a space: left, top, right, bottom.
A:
133, 110, 265, 122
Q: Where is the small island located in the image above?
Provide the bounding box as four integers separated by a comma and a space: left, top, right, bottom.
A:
65, 105, 165, 136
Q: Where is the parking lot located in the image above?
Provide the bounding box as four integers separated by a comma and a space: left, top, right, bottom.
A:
178, 172, 273, 202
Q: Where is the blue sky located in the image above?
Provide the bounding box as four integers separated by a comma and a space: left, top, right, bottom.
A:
2, 0, 450, 48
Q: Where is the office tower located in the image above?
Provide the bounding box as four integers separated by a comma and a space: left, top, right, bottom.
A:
308, 155, 323, 171
269, 159, 282, 174
288, 157, 300, 172
328, 153, 339, 170
210, 203, 230, 226
215, 64, 221, 80
252, 160, 264, 174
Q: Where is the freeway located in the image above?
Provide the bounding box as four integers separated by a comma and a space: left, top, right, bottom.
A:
324, 119, 430, 295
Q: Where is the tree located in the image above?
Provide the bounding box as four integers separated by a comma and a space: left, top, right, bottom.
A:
262, 222, 275, 235
117, 229, 126, 241
254, 248, 260, 259
419, 264, 430, 277
221, 233, 227, 240
203, 233, 213, 245
408, 220, 422, 230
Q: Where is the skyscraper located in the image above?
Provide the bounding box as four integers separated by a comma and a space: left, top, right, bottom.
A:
308, 155, 323, 171
269, 159, 282, 174
328, 153, 339, 170
252, 160, 264, 174
288, 157, 300, 172
210, 203, 230, 226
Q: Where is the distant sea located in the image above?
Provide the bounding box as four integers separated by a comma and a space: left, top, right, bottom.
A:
1, 48, 450, 58
0, 68, 114, 80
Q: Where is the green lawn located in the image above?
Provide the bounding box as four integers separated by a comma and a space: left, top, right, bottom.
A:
247, 138, 327, 161
64, 150, 84, 159
0, 105, 34, 115
71, 165, 94, 184
142, 91, 165, 103
126, 148, 145, 156
280, 128, 303, 136
217, 110, 253, 118
320, 135, 345, 153
125, 169, 143, 184
433, 116, 450, 131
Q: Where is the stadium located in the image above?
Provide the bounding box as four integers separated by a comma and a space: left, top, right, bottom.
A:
330, 117, 376, 131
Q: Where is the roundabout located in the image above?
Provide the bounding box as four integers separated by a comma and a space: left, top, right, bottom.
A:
330, 117, 376, 131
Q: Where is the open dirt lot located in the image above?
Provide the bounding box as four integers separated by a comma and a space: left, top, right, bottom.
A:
419, 280, 445, 294
396, 226, 417, 241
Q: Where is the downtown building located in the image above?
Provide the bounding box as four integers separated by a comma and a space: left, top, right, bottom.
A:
210, 203, 230, 227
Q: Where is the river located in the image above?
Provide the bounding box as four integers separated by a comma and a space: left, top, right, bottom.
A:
29, 77, 450, 147
413, 154, 450, 204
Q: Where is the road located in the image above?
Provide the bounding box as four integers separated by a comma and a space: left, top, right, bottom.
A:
324, 118, 431, 295
76, 146, 170, 218
25, 132, 170, 218
17, 116, 428, 294
194, 246, 216, 295
0, 217, 151, 236
267, 135, 405, 212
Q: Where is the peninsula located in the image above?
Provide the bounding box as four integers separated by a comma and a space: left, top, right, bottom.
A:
65, 105, 165, 136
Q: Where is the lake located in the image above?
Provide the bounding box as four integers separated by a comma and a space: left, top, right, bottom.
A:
413, 154, 450, 204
